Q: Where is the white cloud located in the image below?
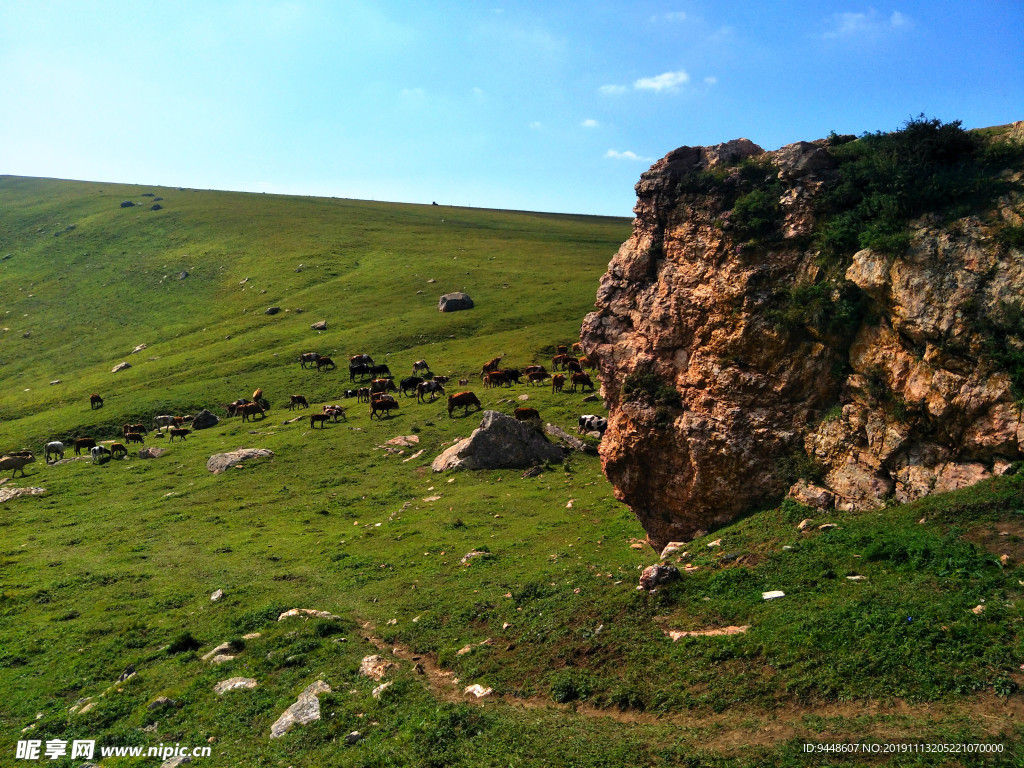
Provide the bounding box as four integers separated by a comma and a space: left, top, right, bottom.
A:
704, 76, 718, 86
581, 118, 599, 128
664, 11, 687, 22
399, 87, 425, 99
634, 70, 689, 92
605, 149, 652, 162
529, 121, 543, 129
599, 84, 627, 95
820, 10, 911, 39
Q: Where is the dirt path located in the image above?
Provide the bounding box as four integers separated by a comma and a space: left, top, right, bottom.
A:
358, 622, 1022, 753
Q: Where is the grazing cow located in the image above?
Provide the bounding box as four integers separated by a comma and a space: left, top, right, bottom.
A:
168, 428, 190, 441
552, 354, 572, 371
458, 378, 469, 386
433, 375, 450, 386
343, 389, 357, 398
514, 407, 540, 421
123, 423, 146, 438
299, 352, 321, 369
90, 393, 104, 409
447, 391, 481, 418
323, 405, 347, 422
400, 376, 425, 397
524, 365, 548, 377
565, 358, 583, 374
370, 398, 400, 419
289, 395, 309, 410
350, 354, 374, 366
570, 372, 595, 392
252, 388, 263, 402
153, 415, 176, 429
369, 363, 392, 378
481, 356, 503, 378
239, 403, 264, 422
502, 368, 522, 385
552, 374, 565, 393
527, 370, 548, 386
370, 378, 397, 395
125, 432, 145, 445
310, 413, 331, 428
556, 345, 568, 355
484, 371, 508, 388
356, 387, 371, 403
110, 442, 128, 459
572, 342, 584, 353
349, 363, 372, 381
90, 445, 111, 464
44, 441, 65, 463
416, 380, 445, 403
579, 355, 595, 371
0, 452, 35, 477
412, 359, 430, 375
74, 438, 97, 456
578, 415, 608, 435
316, 356, 337, 371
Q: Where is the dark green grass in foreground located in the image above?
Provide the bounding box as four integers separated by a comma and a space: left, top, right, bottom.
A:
1, 177, 1022, 765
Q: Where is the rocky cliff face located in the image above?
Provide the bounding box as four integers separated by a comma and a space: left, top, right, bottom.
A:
581, 127, 1024, 550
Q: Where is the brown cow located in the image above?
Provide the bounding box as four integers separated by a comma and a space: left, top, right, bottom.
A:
447, 391, 481, 418
565, 358, 583, 374
239, 403, 264, 422
527, 370, 548, 386
356, 387, 371, 403
552, 354, 572, 371
556, 345, 568, 355
73, 438, 97, 456
310, 413, 331, 428
370, 399, 400, 419
168, 428, 190, 441
481, 356, 503, 378
551, 374, 565, 393
89, 393, 103, 409
484, 371, 508, 388
125, 432, 145, 444
0, 452, 35, 477
370, 378, 397, 395
514, 407, 540, 421
316, 356, 337, 371
524, 365, 547, 376
323, 405, 347, 422
432, 375, 450, 385
110, 442, 128, 459
569, 372, 594, 392
289, 395, 309, 410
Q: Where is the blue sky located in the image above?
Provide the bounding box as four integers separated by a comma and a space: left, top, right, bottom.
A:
1, 1, 1021, 216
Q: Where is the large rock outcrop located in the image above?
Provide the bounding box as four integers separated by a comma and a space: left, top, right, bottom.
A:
432, 410, 563, 471
582, 128, 1024, 550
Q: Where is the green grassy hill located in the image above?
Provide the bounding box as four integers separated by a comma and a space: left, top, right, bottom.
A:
1, 176, 1022, 767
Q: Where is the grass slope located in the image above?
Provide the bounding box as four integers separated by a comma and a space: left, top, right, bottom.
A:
1, 176, 1022, 766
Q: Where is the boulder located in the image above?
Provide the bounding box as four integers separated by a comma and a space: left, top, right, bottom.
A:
432, 411, 564, 471
206, 448, 274, 474
638, 564, 680, 591
359, 655, 395, 681
269, 680, 331, 738
544, 423, 598, 455
111, 361, 131, 373
192, 409, 219, 430
139, 447, 166, 459
310, 320, 328, 331
788, 480, 835, 509
438, 292, 474, 312
214, 677, 258, 695
120, 200, 135, 208
150, 204, 163, 211
265, 306, 281, 315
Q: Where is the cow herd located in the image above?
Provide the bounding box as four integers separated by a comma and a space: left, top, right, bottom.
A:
1, 344, 608, 478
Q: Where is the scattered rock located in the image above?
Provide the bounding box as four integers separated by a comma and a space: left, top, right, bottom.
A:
49, 380, 61, 385
818, 523, 839, 531
438, 292, 474, 312
178, 271, 188, 280
0, 487, 46, 503
270, 680, 331, 738
464, 684, 493, 698
707, 538, 722, 548
762, 590, 785, 600
787, 479, 835, 509
214, 677, 258, 695
522, 465, 544, 478
147, 696, 179, 712
582, 394, 601, 402
210, 589, 224, 602
386, 435, 420, 447
192, 409, 219, 430
201, 642, 238, 664
638, 564, 680, 591
432, 410, 564, 471
345, 731, 364, 745
371, 681, 392, 699
111, 361, 131, 373
265, 306, 281, 315
666, 625, 749, 640
972, 604, 986, 615
130, 343, 147, 354
206, 448, 274, 474
139, 447, 166, 459
311, 320, 328, 331
1001, 554, 1012, 566
460, 550, 490, 565
517, 394, 530, 401
359, 655, 395, 681
150, 204, 163, 211
544, 423, 597, 455
120, 200, 135, 208
659, 541, 687, 559
160, 756, 192, 768
797, 518, 813, 531
846, 575, 867, 581
457, 638, 493, 656
278, 608, 339, 621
